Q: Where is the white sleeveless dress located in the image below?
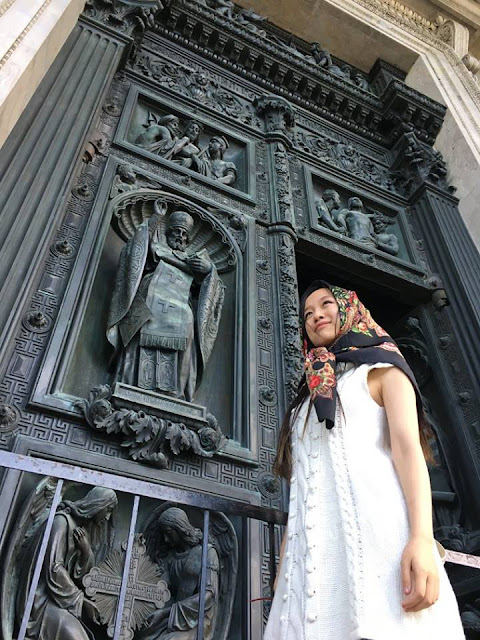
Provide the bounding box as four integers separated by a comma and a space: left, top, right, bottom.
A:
264, 363, 465, 640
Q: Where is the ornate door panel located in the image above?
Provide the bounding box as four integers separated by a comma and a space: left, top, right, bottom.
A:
1, 1, 480, 637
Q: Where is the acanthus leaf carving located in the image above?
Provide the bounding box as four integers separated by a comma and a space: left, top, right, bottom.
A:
83, 0, 164, 36
128, 51, 261, 127
298, 132, 396, 192
254, 94, 296, 138
75, 385, 227, 467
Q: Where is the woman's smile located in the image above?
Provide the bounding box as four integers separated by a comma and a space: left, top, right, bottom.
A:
304, 288, 340, 347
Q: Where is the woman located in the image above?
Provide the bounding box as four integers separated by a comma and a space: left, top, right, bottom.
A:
265, 281, 465, 640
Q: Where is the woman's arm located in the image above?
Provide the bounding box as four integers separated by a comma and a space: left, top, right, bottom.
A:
374, 366, 439, 613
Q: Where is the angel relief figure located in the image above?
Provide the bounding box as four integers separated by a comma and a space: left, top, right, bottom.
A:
107, 197, 227, 401
137, 505, 238, 640
1, 479, 118, 640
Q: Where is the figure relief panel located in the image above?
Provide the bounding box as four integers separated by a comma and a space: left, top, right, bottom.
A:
45, 169, 250, 465
105, 195, 227, 402
17, 65, 259, 470
306, 172, 418, 266
1, 478, 239, 640
116, 91, 251, 196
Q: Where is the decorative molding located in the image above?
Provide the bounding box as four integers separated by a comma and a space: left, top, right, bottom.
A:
374, 0, 441, 34
0, 403, 20, 433
297, 133, 397, 192
350, 0, 439, 36
111, 146, 256, 218
83, 0, 163, 36
75, 385, 227, 467
266, 224, 303, 403
0, 0, 53, 71
440, 46, 480, 120
254, 224, 283, 508
436, 17, 469, 56
350, 0, 480, 111
272, 143, 296, 228
0, 0, 16, 18
128, 48, 262, 128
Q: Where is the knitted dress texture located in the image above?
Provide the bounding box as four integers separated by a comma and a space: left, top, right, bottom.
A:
264, 363, 465, 640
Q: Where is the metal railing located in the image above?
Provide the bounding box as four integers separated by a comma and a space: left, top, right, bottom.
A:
0, 450, 287, 640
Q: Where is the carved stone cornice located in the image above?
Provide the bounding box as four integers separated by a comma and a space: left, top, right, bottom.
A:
382, 79, 446, 144
350, 0, 480, 111
349, 0, 440, 37
83, 0, 163, 38
371, 0, 441, 35
143, 1, 448, 146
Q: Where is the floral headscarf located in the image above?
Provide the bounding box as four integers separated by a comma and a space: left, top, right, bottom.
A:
303, 285, 420, 428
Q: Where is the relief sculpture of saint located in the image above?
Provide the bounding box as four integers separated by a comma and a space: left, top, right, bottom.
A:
107, 199, 225, 401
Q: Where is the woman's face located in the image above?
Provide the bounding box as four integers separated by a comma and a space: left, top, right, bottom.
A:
303, 287, 340, 348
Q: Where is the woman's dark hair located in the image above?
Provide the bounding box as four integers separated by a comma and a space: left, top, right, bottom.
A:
273, 280, 331, 480
273, 280, 434, 480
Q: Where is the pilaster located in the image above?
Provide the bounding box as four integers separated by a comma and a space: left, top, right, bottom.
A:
255, 96, 302, 406
407, 169, 480, 517
0, 21, 124, 373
